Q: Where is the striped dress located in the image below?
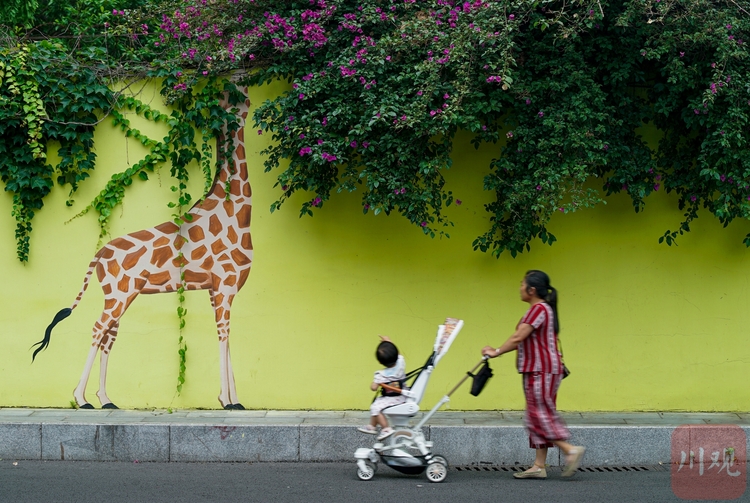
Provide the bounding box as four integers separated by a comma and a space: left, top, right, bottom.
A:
517, 302, 569, 449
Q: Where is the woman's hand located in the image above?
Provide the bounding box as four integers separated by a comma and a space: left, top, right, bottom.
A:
378, 334, 391, 342
482, 345, 499, 358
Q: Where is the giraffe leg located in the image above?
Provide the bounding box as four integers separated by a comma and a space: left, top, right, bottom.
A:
96, 322, 119, 408
73, 345, 99, 408
212, 290, 241, 409
73, 316, 115, 408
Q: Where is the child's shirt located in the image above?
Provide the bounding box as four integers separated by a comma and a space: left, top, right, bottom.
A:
373, 355, 406, 384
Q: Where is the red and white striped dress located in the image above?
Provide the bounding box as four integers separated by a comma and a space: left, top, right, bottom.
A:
517, 302, 569, 449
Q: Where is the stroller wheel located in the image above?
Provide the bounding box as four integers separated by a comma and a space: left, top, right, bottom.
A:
429, 455, 449, 468
425, 458, 448, 483
357, 460, 377, 481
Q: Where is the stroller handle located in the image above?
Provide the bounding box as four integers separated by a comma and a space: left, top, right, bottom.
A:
445, 358, 488, 397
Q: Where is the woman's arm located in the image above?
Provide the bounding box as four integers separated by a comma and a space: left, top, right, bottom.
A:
370, 381, 379, 391
482, 323, 534, 358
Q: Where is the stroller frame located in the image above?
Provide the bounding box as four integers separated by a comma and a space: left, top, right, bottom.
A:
354, 320, 484, 483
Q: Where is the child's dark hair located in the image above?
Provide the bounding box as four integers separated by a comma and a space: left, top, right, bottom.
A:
376, 341, 399, 367
525, 270, 560, 333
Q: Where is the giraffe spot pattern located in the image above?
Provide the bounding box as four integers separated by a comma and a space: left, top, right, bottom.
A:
107, 260, 121, 277
241, 233, 253, 250
236, 205, 251, 228
151, 246, 174, 267
237, 127, 244, 143
174, 235, 187, 250
218, 253, 230, 261
191, 245, 207, 260
235, 144, 246, 160
104, 298, 117, 310
237, 268, 251, 289
188, 225, 205, 242
111, 238, 136, 251
227, 226, 238, 244
96, 262, 106, 282
148, 271, 171, 285
230, 180, 241, 198
211, 239, 228, 255
130, 230, 155, 241
213, 183, 226, 199
209, 215, 222, 236
155, 221, 179, 234
242, 181, 251, 197
100, 247, 115, 259
111, 302, 124, 319
117, 275, 131, 293
222, 263, 236, 273
184, 270, 209, 285
102, 284, 112, 295
123, 246, 147, 270
172, 255, 188, 268
200, 256, 214, 270
224, 275, 237, 287
153, 236, 170, 247
215, 307, 224, 322
223, 198, 235, 216
230, 249, 251, 266
199, 198, 219, 211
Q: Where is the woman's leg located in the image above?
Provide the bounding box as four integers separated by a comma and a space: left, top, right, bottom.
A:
520, 373, 570, 473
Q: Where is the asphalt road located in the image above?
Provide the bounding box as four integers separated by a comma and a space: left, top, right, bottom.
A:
0, 460, 744, 503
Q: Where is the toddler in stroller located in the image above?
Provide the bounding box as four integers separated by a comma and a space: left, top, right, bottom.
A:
354, 318, 470, 483
357, 335, 407, 441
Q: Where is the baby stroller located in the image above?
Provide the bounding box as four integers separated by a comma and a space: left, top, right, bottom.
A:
354, 318, 490, 483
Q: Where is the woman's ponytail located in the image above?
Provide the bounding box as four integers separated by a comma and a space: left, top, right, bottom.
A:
524, 270, 560, 333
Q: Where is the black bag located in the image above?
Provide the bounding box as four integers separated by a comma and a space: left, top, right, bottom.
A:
562, 364, 571, 379
469, 361, 493, 396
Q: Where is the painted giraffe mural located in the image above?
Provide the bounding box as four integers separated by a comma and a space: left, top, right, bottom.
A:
32, 86, 253, 410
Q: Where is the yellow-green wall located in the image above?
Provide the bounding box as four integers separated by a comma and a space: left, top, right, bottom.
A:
1, 81, 748, 412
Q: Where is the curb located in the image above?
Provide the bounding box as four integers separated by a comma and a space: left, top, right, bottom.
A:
1, 421, 748, 465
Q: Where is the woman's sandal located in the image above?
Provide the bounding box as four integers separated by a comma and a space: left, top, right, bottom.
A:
513, 465, 547, 479
562, 446, 586, 477
357, 425, 378, 434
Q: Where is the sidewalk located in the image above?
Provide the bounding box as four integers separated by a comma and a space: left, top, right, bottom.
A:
1, 409, 747, 466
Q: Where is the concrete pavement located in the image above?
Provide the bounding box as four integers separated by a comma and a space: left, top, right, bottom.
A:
0, 408, 747, 466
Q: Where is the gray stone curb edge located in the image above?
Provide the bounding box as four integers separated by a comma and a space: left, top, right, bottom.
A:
1, 423, 749, 465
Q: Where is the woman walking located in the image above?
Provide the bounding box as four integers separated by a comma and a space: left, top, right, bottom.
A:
481, 270, 585, 479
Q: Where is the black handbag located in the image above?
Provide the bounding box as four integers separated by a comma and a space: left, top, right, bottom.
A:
558, 336, 570, 379
469, 360, 493, 396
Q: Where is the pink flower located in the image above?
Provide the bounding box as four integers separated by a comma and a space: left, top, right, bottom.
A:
508, 14, 515, 20
350, 141, 357, 148
653, 184, 660, 191
538, 111, 544, 118
299, 147, 312, 156
313, 197, 321, 206
420, 221, 427, 227
282, 185, 288, 191
299, 93, 305, 100
257, 130, 263, 135
455, 199, 462, 205
536, 185, 542, 190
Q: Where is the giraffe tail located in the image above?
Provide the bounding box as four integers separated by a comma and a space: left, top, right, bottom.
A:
31, 252, 102, 362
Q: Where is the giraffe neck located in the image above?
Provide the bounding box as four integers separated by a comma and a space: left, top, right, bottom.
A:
205, 89, 251, 205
